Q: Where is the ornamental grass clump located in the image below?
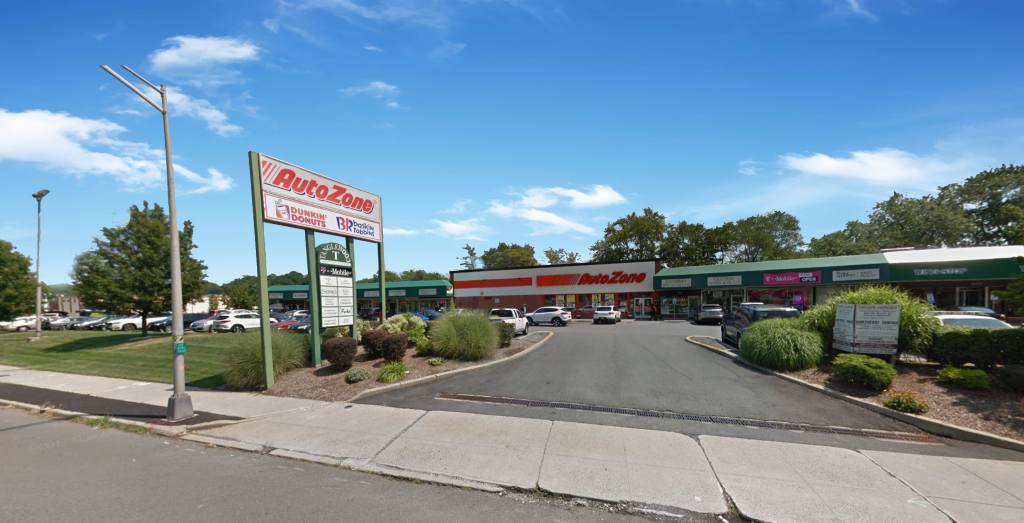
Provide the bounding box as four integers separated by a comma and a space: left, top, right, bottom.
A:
496, 322, 515, 348
223, 329, 309, 389
802, 285, 938, 355
739, 318, 823, 371
832, 353, 897, 390
431, 312, 498, 361
322, 337, 358, 371
377, 361, 408, 383
937, 365, 990, 389
883, 389, 929, 414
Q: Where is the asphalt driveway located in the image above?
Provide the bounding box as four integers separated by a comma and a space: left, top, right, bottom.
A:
357, 320, 1018, 458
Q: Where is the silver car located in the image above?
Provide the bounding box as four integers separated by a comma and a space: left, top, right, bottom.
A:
190, 316, 217, 332
696, 304, 724, 325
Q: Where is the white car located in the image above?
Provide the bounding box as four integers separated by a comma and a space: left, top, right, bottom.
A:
212, 312, 263, 333
526, 307, 572, 326
593, 306, 621, 324
288, 309, 309, 317
936, 314, 1015, 329
488, 308, 529, 336
106, 313, 170, 332
3, 316, 38, 332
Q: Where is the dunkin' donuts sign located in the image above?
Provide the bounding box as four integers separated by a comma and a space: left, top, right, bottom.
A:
258, 153, 382, 242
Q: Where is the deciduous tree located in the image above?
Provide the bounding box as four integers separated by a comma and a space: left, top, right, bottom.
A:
481, 243, 538, 269
72, 202, 208, 335
589, 208, 667, 262
0, 239, 34, 320
659, 221, 732, 267
727, 211, 803, 263
543, 247, 581, 265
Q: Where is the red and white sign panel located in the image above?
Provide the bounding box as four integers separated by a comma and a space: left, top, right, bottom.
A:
258, 153, 382, 242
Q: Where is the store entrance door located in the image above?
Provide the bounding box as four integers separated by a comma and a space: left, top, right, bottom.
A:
634, 297, 652, 320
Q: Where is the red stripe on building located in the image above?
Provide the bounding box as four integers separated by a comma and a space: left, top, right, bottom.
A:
455, 277, 533, 289
537, 274, 581, 287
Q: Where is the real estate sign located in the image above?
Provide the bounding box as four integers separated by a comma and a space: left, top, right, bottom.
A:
832, 303, 901, 355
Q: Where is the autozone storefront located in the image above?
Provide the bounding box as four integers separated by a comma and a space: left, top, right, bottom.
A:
451, 259, 660, 320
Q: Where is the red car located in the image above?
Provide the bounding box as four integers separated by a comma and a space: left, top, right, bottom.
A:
273, 315, 308, 330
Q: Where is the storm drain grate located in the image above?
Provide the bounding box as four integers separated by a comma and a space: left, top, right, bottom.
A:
434, 392, 941, 445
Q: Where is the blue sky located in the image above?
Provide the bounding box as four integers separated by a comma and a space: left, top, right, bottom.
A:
1, 0, 1022, 286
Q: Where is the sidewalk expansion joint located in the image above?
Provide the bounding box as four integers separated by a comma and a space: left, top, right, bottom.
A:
435, 393, 942, 445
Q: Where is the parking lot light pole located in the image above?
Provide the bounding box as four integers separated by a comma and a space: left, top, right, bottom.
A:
31, 190, 49, 341
101, 64, 192, 420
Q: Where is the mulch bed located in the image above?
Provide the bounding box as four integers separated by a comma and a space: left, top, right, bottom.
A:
786, 363, 1024, 442
264, 333, 547, 403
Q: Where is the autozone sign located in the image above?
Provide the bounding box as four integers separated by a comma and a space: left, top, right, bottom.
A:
537, 272, 647, 286
256, 153, 382, 241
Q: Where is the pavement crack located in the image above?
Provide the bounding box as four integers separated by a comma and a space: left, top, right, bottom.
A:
367, 409, 428, 464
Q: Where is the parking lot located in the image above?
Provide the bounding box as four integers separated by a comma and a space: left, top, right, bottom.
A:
357, 319, 1021, 459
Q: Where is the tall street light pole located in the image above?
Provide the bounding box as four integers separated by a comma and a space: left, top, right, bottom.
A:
31, 190, 49, 341
101, 65, 192, 421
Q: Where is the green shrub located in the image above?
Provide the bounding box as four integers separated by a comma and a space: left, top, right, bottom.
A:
832, 353, 897, 389
496, 322, 514, 348
345, 367, 370, 383
927, 326, 1024, 369
322, 337, 358, 370
380, 314, 427, 345
416, 339, 434, 356
431, 312, 498, 361
322, 326, 351, 340
356, 319, 379, 342
427, 357, 446, 366
937, 365, 990, 389
378, 361, 408, 383
883, 389, 929, 414
223, 329, 309, 389
999, 365, 1024, 393
361, 330, 388, 358
802, 285, 938, 355
739, 318, 823, 371
381, 333, 408, 362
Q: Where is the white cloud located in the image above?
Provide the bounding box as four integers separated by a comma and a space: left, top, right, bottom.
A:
426, 218, 488, 241
0, 109, 232, 193
738, 160, 762, 176
109, 108, 146, 116
385, 100, 402, 109
149, 36, 262, 88
166, 88, 242, 136
825, 0, 877, 21
301, 0, 452, 28
779, 148, 975, 188
340, 81, 400, 97
262, 19, 280, 33
512, 185, 627, 209
384, 228, 418, 235
439, 200, 470, 214
364, 44, 384, 52
175, 166, 235, 194
488, 203, 597, 236
429, 40, 465, 60
94, 33, 109, 41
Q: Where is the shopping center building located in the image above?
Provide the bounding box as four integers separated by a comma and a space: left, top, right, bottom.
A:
269, 280, 453, 314
653, 245, 1024, 320
450, 259, 661, 320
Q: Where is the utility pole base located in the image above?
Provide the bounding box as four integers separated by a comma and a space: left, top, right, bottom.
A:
167, 393, 194, 421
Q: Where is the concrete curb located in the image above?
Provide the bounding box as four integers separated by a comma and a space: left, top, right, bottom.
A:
684, 335, 1024, 454
350, 331, 555, 402
0, 398, 187, 436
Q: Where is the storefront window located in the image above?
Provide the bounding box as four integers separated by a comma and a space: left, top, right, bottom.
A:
578, 293, 592, 313
544, 295, 556, 306
556, 295, 566, 307
567, 294, 576, 311
746, 288, 810, 311
702, 289, 745, 314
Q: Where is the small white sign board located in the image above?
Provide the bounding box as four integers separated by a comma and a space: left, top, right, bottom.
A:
832, 303, 901, 355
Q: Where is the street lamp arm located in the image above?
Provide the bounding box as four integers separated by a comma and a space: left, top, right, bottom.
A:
120, 65, 162, 94
99, 66, 164, 114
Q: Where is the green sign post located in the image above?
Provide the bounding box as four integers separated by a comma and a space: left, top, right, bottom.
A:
247, 151, 384, 388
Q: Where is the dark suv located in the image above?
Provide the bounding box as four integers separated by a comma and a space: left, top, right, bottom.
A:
721, 305, 800, 346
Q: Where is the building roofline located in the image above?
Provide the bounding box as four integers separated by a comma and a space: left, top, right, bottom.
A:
451, 258, 660, 275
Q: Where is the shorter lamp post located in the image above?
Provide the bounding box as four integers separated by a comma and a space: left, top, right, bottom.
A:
32, 189, 50, 340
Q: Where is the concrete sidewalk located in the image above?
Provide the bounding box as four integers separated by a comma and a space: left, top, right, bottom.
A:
3, 365, 1024, 522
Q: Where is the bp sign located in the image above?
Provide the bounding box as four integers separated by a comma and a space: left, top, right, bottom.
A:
316, 243, 355, 328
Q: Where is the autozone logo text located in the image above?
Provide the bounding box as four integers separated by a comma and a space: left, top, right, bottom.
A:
537, 272, 646, 287
263, 159, 374, 215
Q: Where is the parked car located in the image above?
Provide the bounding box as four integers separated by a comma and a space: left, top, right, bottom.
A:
953, 306, 1008, 321
46, 316, 89, 330
78, 315, 121, 330
190, 316, 218, 332
3, 316, 40, 332
488, 308, 529, 336
526, 307, 572, 326
721, 305, 800, 346
413, 310, 443, 321
937, 314, 1015, 329
289, 309, 310, 317
42, 312, 68, 320
593, 306, 621, 324
287, 318, 312, 333
106, 313, 171, 332
696, 304, 725, 325
147, 313, 210, 332
269, 312, 290, 323
212, 312, 263, 333
358, 308, 381, 321
273, 315, 308, 330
